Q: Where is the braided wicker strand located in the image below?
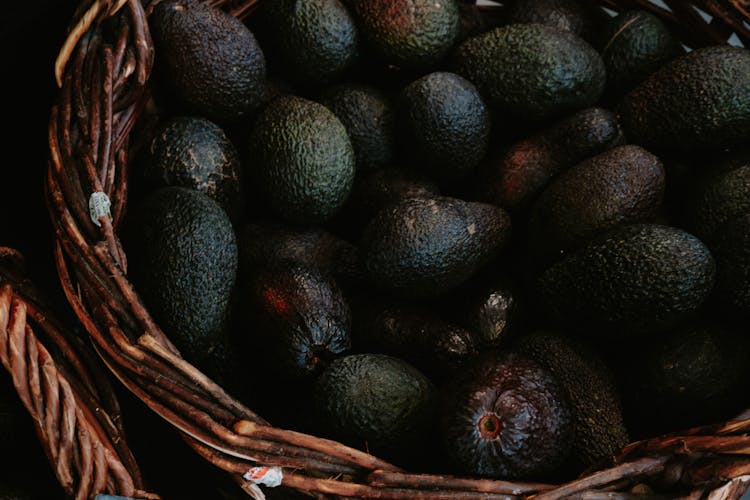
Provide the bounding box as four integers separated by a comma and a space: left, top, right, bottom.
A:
46, 0, 750, 498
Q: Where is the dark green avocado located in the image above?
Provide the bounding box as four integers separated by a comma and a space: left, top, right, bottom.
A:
536, 223, 716, 336
260, 0, 359, 86
248, 95, 355, 225
451, 23, 606, 122
150, 0, 267, 123
399, 71, 491, 182
123, 186, 237, 381
617, 45, 750, 152
360, 195, 511, 300
440, 350, 573, 480
477, 107, 625, 210
144, 115, 244, 224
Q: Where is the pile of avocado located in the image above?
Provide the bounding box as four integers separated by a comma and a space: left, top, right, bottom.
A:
121, 0, 750, 485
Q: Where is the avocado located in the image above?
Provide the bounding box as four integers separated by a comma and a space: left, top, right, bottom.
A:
123, 186, 237, 382
623, 319, 750, 436
260, 0, 359, 86
599, 10, 682, 99
150, 0, 267, 123
477, 107, 625, 210
451, 23, 606, 122
399, 71, 491, 182
710, 213, 750, 317
617, 45, 750, 152
351, 297, 478, 383
319, 83, 395, 172
682, 149, 750, 244
313, 353, 437, 461
242, 263, 351, 382
439, 350, 573, 480
536, 223, 715, 336
144, 115, 244, 224
513, 331, 629, 472
248, 95, 355, 225
504, 0, 602, 43
527, 145, 665, 263
360, 195, 511, 300
349, 0, 460, 70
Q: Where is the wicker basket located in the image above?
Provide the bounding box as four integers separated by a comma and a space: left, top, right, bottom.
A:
46, 0, 750, 498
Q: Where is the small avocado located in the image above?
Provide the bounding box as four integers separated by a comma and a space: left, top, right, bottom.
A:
123, 186, 237, 381
313, 353, 437, 461
319, 83, 396, 172
477, 107, 625, 210
440, 350, 573, 480
260, 0, 359, 86
150, 0, 267, 123
351, 296, 478, 383
527, 144, 665, 263
623, 319, 750, 435
144, 115, 244, 224
513, 331, 629, 472
360, 195, 511, 300
617, 46, 750, 152
349, 0, 461, 70
536, 223, 716, 336
599, 10, 682, 99
451, 23, 605, 122
504, 0, 602, 43
248, 95, 355, 225
399, 72, 491, 182
243, 264, 352, 382
710, 213, 750, 317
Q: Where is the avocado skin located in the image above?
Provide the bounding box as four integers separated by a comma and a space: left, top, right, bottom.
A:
248, 95, 355, 225
350, 0, 460, 70
599, 10, 682, 98
440, 350, 573, 480
513, 331, 629, 472
528, 145, 665, 263
319, 83, 395, 172
261, 0, 358, 85
145, 116, 244, 224
361, 195, 511, 300
478, 107, 625, 210
711, 213, 750, 317
151, 0, 266, 123
313, 353, 437, 459
124, 187, 237, 378
505, 0, 601, 43
451, 23, 605, 122
537, 224, 715, 336
399, 72, 491, 182
617, 46, 750, 152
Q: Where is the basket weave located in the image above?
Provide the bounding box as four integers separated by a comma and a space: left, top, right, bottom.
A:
46, 0, 750, 498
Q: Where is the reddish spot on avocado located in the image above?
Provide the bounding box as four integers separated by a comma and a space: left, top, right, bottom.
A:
262, 288, 290, 315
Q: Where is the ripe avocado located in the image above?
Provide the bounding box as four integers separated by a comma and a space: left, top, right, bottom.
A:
399, 72, 491, 182
313, 353, 437, 461
360, 195, 511, 300
617, 46, 750, 152
123, 187, 238, 381
504, 0, 602, 43
150, 0, 267, 123
513, 331, 629, 472
527, 145, 665, 263
260, 0, 359, 86
349, 0, 460, 70
476, 107, 625, 210
440, 350, 573, 480
599, 10, 682, 99
451, 23, 605, 122
248, 95, 355, 225
144, 116, 244, 224
537, 224, 716, 336
319, 83, 396, 172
